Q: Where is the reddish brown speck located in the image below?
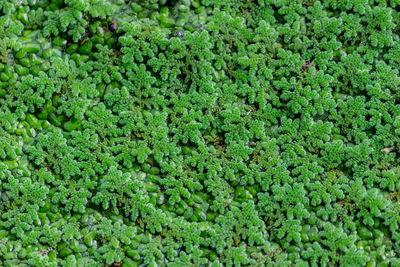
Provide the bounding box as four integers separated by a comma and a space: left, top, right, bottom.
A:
109, 18, 118, 32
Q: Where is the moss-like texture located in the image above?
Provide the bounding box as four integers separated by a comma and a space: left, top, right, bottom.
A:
1, 0, 400, 266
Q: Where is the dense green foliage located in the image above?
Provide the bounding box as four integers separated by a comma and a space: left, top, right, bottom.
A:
1, 0, 400, 266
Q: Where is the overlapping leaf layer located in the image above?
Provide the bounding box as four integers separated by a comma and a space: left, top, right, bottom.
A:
1, 0, 400, 266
